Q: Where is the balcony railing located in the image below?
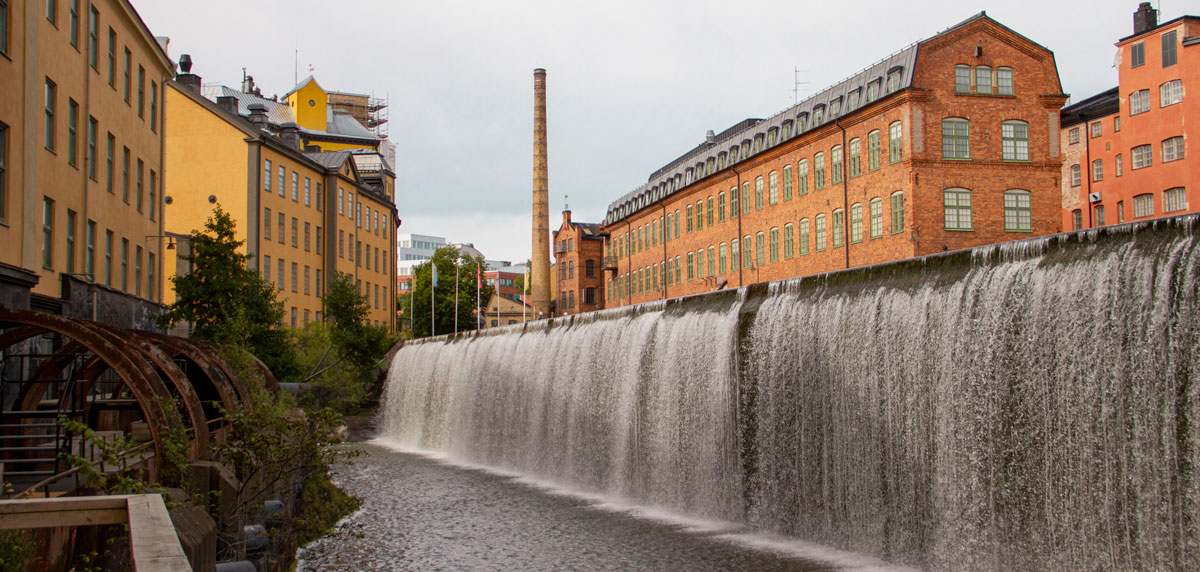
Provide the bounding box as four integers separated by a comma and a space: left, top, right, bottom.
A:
602, 255, 619, 271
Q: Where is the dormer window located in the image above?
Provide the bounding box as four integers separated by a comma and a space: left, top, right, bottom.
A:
741, 140, 751, 157
753, 134, 764, 153
706, 157, 715, 174
782, 120, 793, 139
685, 168, 693, 184
797, 113, 809, 131
730, 146, 739, 162
887, 67, 903, 92
768, 127, 779, 146
867, 80, 881, 102
830, 97, 842, 117
813, 105, 825, 125
718, 152, 727, 169
846, 89, 860, 111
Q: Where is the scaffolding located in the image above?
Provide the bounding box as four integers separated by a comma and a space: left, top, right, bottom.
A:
327, 91, 389, 139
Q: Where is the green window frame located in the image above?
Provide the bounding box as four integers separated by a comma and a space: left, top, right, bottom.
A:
783, 223, 794, 258
996, 67, 1013, 95
742, 235, 752, 268
869, 198, 883, 239
814, 153, 825, 189
868, 130, 880, 171
769, 227, 779, 262
686, 204, 694, 233
943, 188, 973, 230
731, 239, 740, 270
849, 203, 863, 243
1003, 189, 1032, 232
782, 166, 792, 201
954, 64, 971, 93
889, 121, 902, 163
755, 232, 765, 267
741, 182, 751, 215
798, 219, 810, 255
718, 191, 727, 222
719, 242, 727, 274
797, 160, 808, 194
1001, 120, 1029, 161
941, 118, 970, 160
695, 201, 703, 230
754, 176, 764, 210
815, 214, 827, 252
707, 246, 714, 277
848, 138, 861, 178
831, 145, 843, 184
768, 171, 778, 205
687, 252, 694, 281
706, 196, 714, 226
832, 209, 844, 248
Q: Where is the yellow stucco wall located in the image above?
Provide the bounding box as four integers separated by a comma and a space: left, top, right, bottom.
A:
285, 79, 327, 132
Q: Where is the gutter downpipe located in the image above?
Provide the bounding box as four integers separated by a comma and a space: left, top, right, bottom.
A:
731, 166, 744, 287
835, 118, 850, 269
659, 202, 668, 300
1082, 114, 1093, 228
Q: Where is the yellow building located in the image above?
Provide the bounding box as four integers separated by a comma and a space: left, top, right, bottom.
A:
0, 0, 172, 327
164, 65, 398, 332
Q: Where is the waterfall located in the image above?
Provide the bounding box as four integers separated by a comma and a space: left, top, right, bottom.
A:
382, 216, 1200, 571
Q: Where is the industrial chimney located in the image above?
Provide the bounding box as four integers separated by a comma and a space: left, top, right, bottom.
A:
531, 69, 552, 319
1133, 2, 1158, 35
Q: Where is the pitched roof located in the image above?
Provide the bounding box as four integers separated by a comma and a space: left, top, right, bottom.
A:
201, 85, 293, 125
283, 75, 324, 99
1060, 87, 1120, 127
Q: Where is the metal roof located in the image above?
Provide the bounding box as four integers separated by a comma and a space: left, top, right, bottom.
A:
604, 13, 998, 225
1060, 87, 1120, 127
201, 85, 294, 126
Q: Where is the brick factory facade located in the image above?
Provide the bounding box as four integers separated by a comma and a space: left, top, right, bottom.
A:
1060, 4, 1198, 230
600, 12, 1068, 308
552, 210, 604, 316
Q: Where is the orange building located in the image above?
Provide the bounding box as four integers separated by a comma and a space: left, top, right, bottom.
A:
601, 12, 1068, 308
0, 0, 172, 327
1060, 3, 1198, 229
552, 210, 604, 316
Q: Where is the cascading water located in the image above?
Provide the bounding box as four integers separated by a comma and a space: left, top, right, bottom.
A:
382, 216, 1200, 571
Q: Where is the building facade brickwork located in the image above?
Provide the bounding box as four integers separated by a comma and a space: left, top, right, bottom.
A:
552, 210, 604, 316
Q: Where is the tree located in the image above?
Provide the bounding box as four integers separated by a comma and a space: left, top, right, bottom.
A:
157, 205, 300, 382
295, 274, 394, 413
397, 246, 493, 338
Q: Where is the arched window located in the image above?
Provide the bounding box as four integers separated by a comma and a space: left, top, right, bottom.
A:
1163, 187, 1187, 212
1071, 209, 1083, 230
768, 171, 779, 205
889, 121, 902, 163
719, 242, 728, 274
1070, 164, 1081, 186
718, 191, 727, 222
942, 118, 970, 159
815, 214, 827, 252
832, 208, 845, 247
755, 232, 766, 267
769, 227, 780, 262
831, 145, 843, 184
848, 138, 862, 178
742, 235, 753, 268
814, 152, 826, 189
1001, 120, 1029, 161
755, 176, 764, 211
741, 182, 752, 215
850, 203, 863, 243
783, 223, 794, 259
798, 218, 810, 255
1003, 189, 1032, 232
869, 198, 883, 239
944, 188, 973, 230
797, 159, 809, 195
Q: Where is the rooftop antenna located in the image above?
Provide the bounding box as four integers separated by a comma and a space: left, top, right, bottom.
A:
792, 66, 811, 105
294, 48, 298, 86
564, 194, 569, 211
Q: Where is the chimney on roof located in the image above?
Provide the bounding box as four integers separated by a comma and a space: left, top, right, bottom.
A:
216, 96, 238, 116
1134, 2, 1158, 35
242, 74, 260, 96
174, 54, 202, 94
706, 129, 716, 144
562, 209, 572, 225
247, 103, 269, 130
279, 123, 302, 150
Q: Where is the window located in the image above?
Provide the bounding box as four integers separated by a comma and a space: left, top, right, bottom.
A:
135, 158, 142, 210
814, 152, 825, 189
1116, 154, 1124, 177
42, 198, 54, 268
316, 227, 323, 255
707, 196, 714, 225
730, 240, 739, 270
278, 213, 284, 244
1003, 190, 1032, 232
798, 219, 810, 255
887, 68, 902, 92
107, 28, 115, 86
65, 209, 76, 273
304, 178, 311, 205
1130, 89, 1150, 115
755, 176, 764, 210
891, 191, 904, 234
1072, 209, 1083, 230
44, 79, 56, 151
797, 159, 808, 194
755, 232, 765, 266
1092, 159, 1103, 181
996, 67, 1013, 95
263, 208, 271, 240
849, 203, 862, 243
149, 82, 157, 131
87, 6, 97, 69
67, 100, 78, 166
1115, 116, 1121, 132
686, 204, 693, 232
768, 171, 778, 205
1160, 80, 1182, 107
1118, 201, 1125, 223
0, 0, 8, 55
71, 0, 81, 44
781, 166, 793, 201
848, 138, 861, 178
47, 0, 57, 24
869, 198, 883, 239
1164, 187, 1187, 213
831, 146, 843, 184
829, 97, 842, 118
134, 245, 141, 296
719, 242, 728, 273
707, 246, 715, 276
278, 166, 285, 197
0, 124, 8, 222
85, 220, 94, 275
815, 214, 827, 251
105, 133, 114, 191
1001, 121, 1029, 161
1163, 136, 1184, 162
942, 118, 970, 159
889, 121, 902, 163
137, 65, 144, 117
291, 262, 298, 293
867, 80, 880, 102
1132, 144, 1152, 169
1094, 204, 1106, 226
86, 117, 96, 179
1131, 41, 1145, 68
768, 227, 779, 262
741, 182, 752, 214
148, 170, 156, 220
120, 238, 128, 291
304, 222, 311, 251
1090, 121, 1102, 138
104, 230, 112, 285
976, 66, 992, 94
123, 49, 130, 103
943, 188, 973, 230
1162, 30, 1177, 67
121, 147, 128, 200
813, 105, 824, 125
1133, 193, 1154, 218
954, 65, 971, 93
783, 224, 794, 259
264, 160, 272, 191
742, 236, 752, 268
291, 172, 299, 201
847, 89, 860, 111
868, 130, 880, 171
1070, 164, 1081, 186
1069, 128, 1080, 144
718, 191, 727, 222
686, 252, 694, 280
832, 209, 844, 248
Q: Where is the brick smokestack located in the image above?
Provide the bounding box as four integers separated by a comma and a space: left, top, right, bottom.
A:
531, 68, 551, 318
1133, 2, 1158, 35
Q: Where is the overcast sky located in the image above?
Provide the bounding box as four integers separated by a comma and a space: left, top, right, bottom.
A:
135, 0, 1183, 263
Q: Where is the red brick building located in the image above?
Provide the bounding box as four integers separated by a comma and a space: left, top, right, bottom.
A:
552, 210, 605, 316
1060, 4, 1197, 229
601, 12, 1068, 308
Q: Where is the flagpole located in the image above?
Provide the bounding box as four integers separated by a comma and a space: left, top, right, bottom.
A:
454, 258, 460, 335
431, 262, 436, 337
476, 264, 481, 330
